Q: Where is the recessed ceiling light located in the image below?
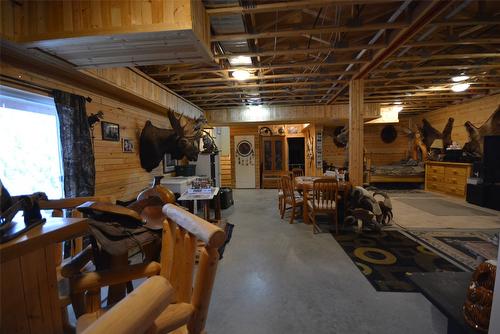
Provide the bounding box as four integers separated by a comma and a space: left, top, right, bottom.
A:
451, 83, 470, 92
451, 75, 469, 82
229, 56, 252, 66
232, 69, 251, 81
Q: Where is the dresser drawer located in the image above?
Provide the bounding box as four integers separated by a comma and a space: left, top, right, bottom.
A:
426, 174, 444, 183
445, 166, 467, 177
427, 165, 445, 175
444, 175, 466, 186
445, 184, 466, 197
426, 181, 445, 192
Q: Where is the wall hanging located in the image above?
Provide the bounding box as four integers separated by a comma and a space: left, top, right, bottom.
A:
101, 121, 120, 141
380, 125, 397, 143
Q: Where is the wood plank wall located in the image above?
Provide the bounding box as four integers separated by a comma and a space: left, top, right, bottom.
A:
411, 94, 500, 145
229, 125, 260, 188
86, 67, 202, 119
0, 63, 189, 201
10, 0, 192, 42
323, 118, 411, 167
220, 155, 232, 187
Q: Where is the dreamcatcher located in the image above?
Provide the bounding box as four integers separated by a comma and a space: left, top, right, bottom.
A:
236, 139, 254, 166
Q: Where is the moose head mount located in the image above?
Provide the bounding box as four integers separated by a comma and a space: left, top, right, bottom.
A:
140, 110, 206, 172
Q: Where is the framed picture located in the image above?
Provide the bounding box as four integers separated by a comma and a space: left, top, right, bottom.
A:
101, 121, 120, 141
122, 138, 134, 153
163, 153, 176, 173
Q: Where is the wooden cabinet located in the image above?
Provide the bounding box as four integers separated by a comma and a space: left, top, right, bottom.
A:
261, 136, 285, 188
425, 161, 472, 198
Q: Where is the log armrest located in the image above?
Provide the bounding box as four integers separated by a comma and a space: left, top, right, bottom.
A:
78, 276, 174, 334
70, 261, 161, 294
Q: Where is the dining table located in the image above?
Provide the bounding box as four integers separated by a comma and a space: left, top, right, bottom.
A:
294, 176, 351, 225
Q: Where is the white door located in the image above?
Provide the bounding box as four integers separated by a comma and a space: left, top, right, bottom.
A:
234, 135, 256, 188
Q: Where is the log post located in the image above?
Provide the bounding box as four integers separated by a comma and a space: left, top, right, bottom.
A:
349, 79, 364, 186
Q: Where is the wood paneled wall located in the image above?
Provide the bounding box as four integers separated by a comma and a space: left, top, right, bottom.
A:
220, 155, 232, 187
206, 103, 380, 125
86, 67, 203, 119
411, 94, 500, 146
0, 63, 184, 201
323, 118, 412, 167
229, 125, 260, 188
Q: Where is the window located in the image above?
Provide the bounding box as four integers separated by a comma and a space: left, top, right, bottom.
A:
0, 85, 64, 199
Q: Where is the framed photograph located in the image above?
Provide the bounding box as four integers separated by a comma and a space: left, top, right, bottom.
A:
122, 138, 134, 153
163, 153, 176, 173
101, 121, 120, 141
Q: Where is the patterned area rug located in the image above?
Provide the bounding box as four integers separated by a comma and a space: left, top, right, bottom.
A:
333, 230, 463, 292
406, 230, 498, 270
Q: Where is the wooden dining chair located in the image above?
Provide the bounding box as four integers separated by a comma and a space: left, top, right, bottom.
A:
281, 175, 303, 224
308, 178, 339, 234
291, 168, 304, 178
73, 204, 226, 334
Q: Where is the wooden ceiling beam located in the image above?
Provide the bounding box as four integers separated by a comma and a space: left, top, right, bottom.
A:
214, 44, 383, 59
372, 64, 500, 74
164, 71, 356, 84
211, 23, 408, 42
206, 0, 403, 16
173, 81, 348, 92
366, 74, 500, 82
181, 88, 332, 98
386, 53, 500, 62
149, 60, 368, 76
327, 0, 454, 104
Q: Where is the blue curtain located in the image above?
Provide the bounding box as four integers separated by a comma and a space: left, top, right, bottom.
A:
53, 90, 95, 197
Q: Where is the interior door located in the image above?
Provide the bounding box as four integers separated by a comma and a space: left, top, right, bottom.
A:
234, 135, 256, 188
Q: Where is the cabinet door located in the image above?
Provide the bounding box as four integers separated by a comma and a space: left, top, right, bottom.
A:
263, 138, 273, 171
274, 139, 283, 171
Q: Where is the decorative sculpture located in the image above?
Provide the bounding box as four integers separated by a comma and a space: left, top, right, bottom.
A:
344, 186, 393, 232
463, 260, 496, 332
139, 110, 206, 172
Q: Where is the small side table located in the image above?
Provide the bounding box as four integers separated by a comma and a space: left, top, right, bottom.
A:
178, 187, 221, 221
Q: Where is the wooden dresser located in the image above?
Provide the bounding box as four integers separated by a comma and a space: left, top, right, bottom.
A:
425, 161, 472, 198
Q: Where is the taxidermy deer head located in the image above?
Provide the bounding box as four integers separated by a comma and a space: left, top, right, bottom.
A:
139, 110, 206, 172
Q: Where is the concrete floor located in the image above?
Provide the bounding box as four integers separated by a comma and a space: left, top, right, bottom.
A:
206, 189, 448, 334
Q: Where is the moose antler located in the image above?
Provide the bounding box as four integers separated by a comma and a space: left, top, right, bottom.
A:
167, 109, 187, 137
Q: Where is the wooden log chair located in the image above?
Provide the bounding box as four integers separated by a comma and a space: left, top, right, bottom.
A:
73, 203, 226, 334
308, 178, 339, 234
280, 175, 303, 224
39, 196, 116, 332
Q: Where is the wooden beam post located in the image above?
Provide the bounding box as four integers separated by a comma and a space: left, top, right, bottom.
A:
349, 79, 364, 186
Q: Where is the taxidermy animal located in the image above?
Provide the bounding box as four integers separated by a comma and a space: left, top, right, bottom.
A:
463, 105, 500, 157
419, 117, 454, 150
140, 110, 206, 172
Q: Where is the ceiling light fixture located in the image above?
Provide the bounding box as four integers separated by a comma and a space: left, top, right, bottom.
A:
451, 82, 470, 92
451, 75, 469, 82
394, 101, 402, 105
229, 56, 252, 66
232, 69, 251, 81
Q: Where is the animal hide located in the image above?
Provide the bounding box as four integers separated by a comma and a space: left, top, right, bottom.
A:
463, 105, 500, 157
